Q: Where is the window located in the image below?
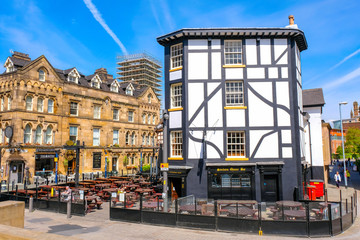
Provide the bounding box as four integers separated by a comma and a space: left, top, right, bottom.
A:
113, 130, 119, 145
170, 131, 182, 157
142, 114, 146, 124
7, 97, 12, 110
146, 135, 150, 146
94, 105, 101, 119
126, 86, 133, 96
224, 41, 243, 65
93, 128, 100, 146
152, 115, 156, 125
170, 43, 183, 69
128, 111, 134, 122
69, 126, 78, 142
147, 115, 151, 124
26, 96, 33, 111
151, 136, 155, 146
131, 132, 135, 145
93, 153, 101, 169
142, 134, 146, 145
39, 70, 45, 81
1, 97, 4, 111
91, 80, 100, 89
35, 126, 42, 144
113, 109, 119, 121
225, 81, 244, 106
70, 102, 78, 116
227, 131, 245, 157
125, 132, 130, 145
48, 99, 54, 113
24, 124, 32, 144
37, 98, 44, 112
148, 94, 151, 103
0, 129, 3, 144
110, 83, 118, 92
45, 126, 53, 144
68, 70, 79, 83
170, 84, 182, 108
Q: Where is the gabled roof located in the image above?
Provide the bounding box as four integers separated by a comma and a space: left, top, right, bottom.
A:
303, 88, 325, 107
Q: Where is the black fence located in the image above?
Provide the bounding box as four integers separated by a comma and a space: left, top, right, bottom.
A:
110, 191, 357, 237
0, 188, 86, 216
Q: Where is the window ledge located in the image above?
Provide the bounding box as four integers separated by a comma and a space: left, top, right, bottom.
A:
168, 107, 183, 112
168, 157, 183, 160
224, 106, 247, 110
169, 66, 183, 72
225, 158, 249, 161
223, 65, 246, 68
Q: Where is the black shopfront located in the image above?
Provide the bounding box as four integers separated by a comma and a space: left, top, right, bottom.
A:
207, 166, 255, 200
35, 149, 57, 178
168, 168, 190, 200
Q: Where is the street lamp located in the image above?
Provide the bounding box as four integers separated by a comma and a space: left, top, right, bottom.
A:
339, 101, 348, 188
139, 145, 143, 174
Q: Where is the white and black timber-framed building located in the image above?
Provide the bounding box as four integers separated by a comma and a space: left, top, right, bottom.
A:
157, 18, 308, 201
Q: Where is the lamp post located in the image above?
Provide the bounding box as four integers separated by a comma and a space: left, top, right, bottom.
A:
339, 101, 348, 188
139, 145, 143, 174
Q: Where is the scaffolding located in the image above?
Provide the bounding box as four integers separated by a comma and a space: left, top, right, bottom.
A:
117, 53, 162, 98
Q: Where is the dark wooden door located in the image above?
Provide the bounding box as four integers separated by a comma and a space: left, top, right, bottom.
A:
262, 175, 279, 202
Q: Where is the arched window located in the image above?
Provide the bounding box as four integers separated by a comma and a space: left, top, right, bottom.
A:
39, 69, 45, 81
7, 96, 12, 110
152, 115, 156, 125
37, 98, 44, 112
0, 97, 4, 111
24, 124, 32, 143
48, 99, 54, 113
26, 96, 33, 110
125, 132, 129, 145
131, 132, 135, 145
142, 134, 146, 145
35, 126, 42, 144
45, 126, 53, 144
151, 136, 155, 146
142, 114, 146, 124
146, 135, 150, 146
147, 115, 151, 124
0, 128, 3, 144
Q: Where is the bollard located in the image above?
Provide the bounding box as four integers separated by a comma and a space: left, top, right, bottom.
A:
29, 196, 34, 212
67, 200, 71, 218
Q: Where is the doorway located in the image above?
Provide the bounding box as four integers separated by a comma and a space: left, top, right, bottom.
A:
169, 177, 182, 201
262, 174, 279, 202
9, 161, 24, 184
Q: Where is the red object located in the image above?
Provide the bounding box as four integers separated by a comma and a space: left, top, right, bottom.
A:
307, 185, 316, 201
309, 179, 324, 198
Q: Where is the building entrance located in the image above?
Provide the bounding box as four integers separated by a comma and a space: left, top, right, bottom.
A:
262, 174, 279, 202
9, 161, 24, 184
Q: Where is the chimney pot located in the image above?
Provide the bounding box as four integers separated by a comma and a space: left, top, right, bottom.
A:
289, 15, 294, 25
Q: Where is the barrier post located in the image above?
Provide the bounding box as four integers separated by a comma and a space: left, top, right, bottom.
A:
339, 201, 343, 232
214, 200, 218, 231
29, 196, 34, 213
328, 203, 333, 236
351, 196, 353, 223
306, 202, 310, 237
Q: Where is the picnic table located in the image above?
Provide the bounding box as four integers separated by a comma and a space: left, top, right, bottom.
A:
16, 189, 37, 196
102, 188, 118, 193
95, 183, 111, 188
276, 201, 303, 210
114, 180, 129, 185
143, 201, 161, 211
227, 207, 256, 218
284, 210, 306, 220
179, 204, 202, 214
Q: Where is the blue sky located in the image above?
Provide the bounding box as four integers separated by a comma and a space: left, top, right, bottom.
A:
0, 0, 359, 121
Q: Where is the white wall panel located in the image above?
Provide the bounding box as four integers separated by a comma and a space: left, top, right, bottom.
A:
274, 39, 287, 62
188, 131, 203, 159
206, 130, 223, 158
188, 53, 208, 80
226, 109, 245, 127
247, 68, 265, 79
211, 52, 222, 79
211, 39, 221, 49
169, 111, 182, 129
254, 132, 279, 158
282, 147, 293, 158
188, 40, 208, 50
277, 108, 291, 126
170, 70, 182, 81
225, 68, 243, 79
276, 82, 290, 109
260, 39, 271, 65
245, 39, 257, 65
188, 82, 204, 120
248, 90, 274, 126
281, 67, 288, 78
192, 109, 205, 127
281, 129, 292, 144
277, 52, 288, 65
208, 90, 223, 127
207, 82, 220, 95
250, 130, 271, 157
268, 67, 278, 79
249, 82, 272, 102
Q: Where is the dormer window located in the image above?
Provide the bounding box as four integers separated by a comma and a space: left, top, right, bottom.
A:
4, 58, 16, 73
67, 68, 80, 83
90, 75, 102, 89
110, 81, 119, 92
126, 84, 134, 96
39, 69, 45, 81
92, 80, 100, 88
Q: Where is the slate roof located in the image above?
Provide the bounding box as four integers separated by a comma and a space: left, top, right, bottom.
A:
9, 56, 31, 68
303, 88, 325, 107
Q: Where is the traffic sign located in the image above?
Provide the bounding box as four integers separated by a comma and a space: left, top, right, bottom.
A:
160, 163, 169, 171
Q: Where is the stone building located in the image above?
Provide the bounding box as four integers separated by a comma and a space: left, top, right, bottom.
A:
0, 51, 160, 184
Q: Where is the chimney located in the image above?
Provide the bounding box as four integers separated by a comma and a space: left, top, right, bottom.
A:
288, 15, 294, 25
95, 68, 113, 81
12, 51, 31, 61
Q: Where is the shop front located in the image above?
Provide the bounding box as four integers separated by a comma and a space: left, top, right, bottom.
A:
207, 164, 256, 200
35, 149, 57, 178
168, 166, 191, 201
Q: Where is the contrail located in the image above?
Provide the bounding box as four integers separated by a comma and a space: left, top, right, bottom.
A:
83, 0, 128, 55
329, 48, 360, 71
324, 66, 360, 90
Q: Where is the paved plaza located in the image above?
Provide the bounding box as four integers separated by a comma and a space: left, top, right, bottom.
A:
13, 163, 360, 239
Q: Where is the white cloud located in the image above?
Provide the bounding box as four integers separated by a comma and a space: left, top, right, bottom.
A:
83, 0, 128, 55
323, 66, 360, 90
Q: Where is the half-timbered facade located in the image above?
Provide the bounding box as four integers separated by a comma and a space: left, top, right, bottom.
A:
157, 21, 308, 201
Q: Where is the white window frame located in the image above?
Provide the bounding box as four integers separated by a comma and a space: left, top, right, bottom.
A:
113, 130, 119, 145
37, 98, 44, 112
35, 126, 42, 144
24, 124, 32, 143
93, 128, 100, 146
170, 83, 182, 108
125, 132, 130, 145
142, 114, 146, 124
48, 99, 54, 113
110, 83, 118, 92
225, 81, 244, 106
7, 97, 12, 110
131, 132, 135, 145
94, 105, 101, 119
39, 69, 45, 81
142, 134, 146, 145
113, 109, 119, 121
227, 131, 246, 158
170, 43, 183, 69
26, 96, 33, 111
224, 40, 243, 65
152, 115, 156, 125
147, 115, 151, 124
128, 111, 134, 122
69, 126, 78, 142
45, 126, 53, 144
70, 102, 78, 116
170, 131, 182, 157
